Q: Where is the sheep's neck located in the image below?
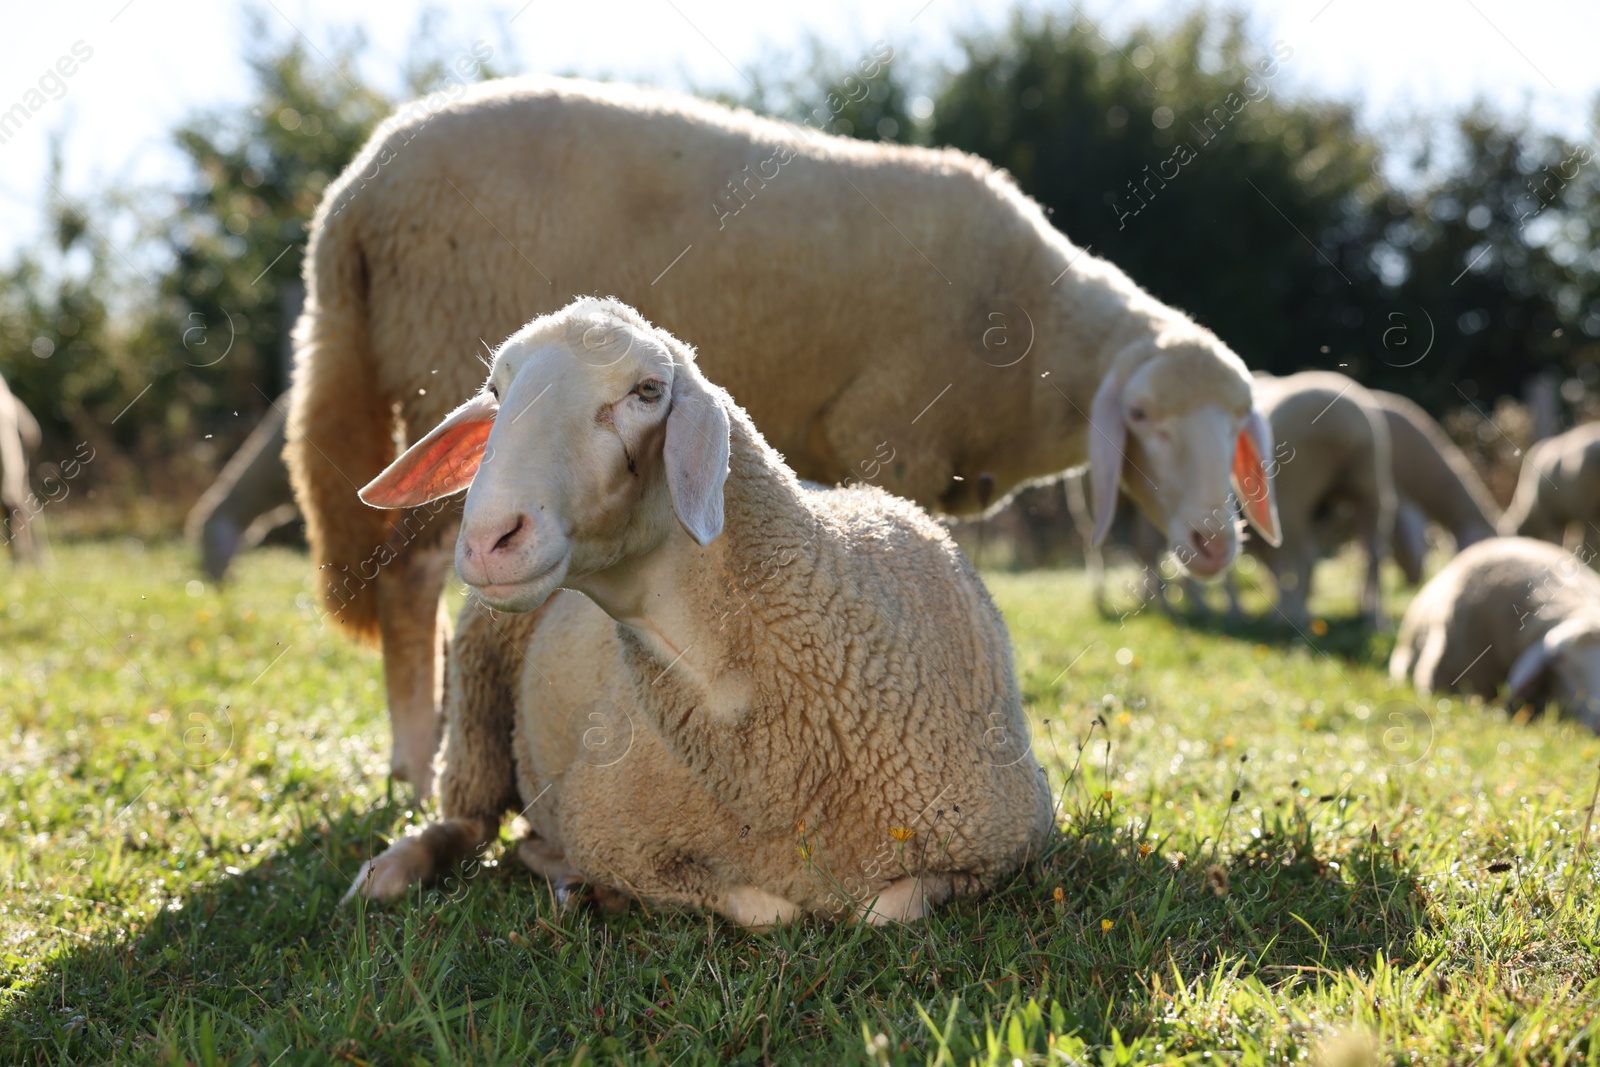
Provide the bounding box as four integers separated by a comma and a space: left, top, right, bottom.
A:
571, 520, 754, 720
571, 420, 832, 829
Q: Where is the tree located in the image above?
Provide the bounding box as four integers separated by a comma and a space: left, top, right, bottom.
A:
929, 10, 1384, 376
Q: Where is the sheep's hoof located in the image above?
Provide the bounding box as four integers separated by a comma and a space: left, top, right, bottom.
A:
554, 877, 587, 911
344, 839, 432, 904
551, 877, 631, 916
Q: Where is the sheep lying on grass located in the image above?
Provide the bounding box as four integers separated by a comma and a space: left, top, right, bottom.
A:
1502, 423, 1600, 558
0, 374, 43, 565
287, 76, 1281, 794
345, 299, 1054, 925
1390, 537, 1600, 727
183, 395, 298, 581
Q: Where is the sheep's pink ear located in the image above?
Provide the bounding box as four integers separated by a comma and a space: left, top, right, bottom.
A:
360, 392, 498, 509
1232, 409, 1281, 547
664, 367, 730, 545
1087, 368, 1127, 546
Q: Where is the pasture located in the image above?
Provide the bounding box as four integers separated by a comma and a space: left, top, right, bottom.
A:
3, 540, 1598, 1064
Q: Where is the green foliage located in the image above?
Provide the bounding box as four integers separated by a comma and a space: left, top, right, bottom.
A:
1373, 109, 1600, 409
5, 544, 1600, 1061
929, 11, 1383, 373
164, 26, 390, 420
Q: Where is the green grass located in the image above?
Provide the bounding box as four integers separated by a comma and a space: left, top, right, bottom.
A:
4, 540, 1600, 1064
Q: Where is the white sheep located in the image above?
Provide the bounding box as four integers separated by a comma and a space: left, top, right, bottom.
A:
1390, 537, 1600, 727
1501, 422, 1600, 557
1313, 390, 1500, 583
0, 373, 43, 564
285, 76, 1282, 793
1129, 372, 1392, 628
344, 298, 1054, 926
184, 394, 299, 581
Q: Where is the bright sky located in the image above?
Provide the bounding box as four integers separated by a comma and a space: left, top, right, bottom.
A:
1, 0, 1597, 262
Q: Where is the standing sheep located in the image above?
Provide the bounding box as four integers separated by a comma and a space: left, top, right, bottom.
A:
0, 374, 44, 565
1501, 422, 1600, 558
345, 299, 1054, 925
1313, 390, 1501, 583
286, 77, 1282, 794
184, 395, 299, 581
1390, 537, 1600, 728
1239, 372, 1393, 628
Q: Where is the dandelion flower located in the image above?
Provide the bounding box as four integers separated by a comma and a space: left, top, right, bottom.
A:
889, 826, 915, 842
1053, 886, 1065, 904
1101, 918, 1114, 933
1138, 843, 1152, 859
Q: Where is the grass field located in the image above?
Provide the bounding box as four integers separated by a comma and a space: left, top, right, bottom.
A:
4, 540, 1600, 1064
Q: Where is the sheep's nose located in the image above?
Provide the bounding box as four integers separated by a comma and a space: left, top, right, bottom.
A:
461, 513, 531, 562
1184, 528, 1231, 576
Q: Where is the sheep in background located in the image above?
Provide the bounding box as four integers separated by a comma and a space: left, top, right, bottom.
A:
1391, 537, 1600, 728
286, 76, 1281, 795
1313, 390, 1501, 584
0, 374, 44, 565
345, 299, 1053, 925
1502, 422, 1600, 558
183, 395, 299, 581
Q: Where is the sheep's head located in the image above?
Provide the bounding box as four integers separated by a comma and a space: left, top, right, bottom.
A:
360, 298, 731, 612
1507, 616, 1600, 729
1088, 331, 1281, 579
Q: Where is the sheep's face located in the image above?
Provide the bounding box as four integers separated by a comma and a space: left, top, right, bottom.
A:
1088, 338, 1281, 580
360, 300, 732, 614
1507, 617, 1600, 730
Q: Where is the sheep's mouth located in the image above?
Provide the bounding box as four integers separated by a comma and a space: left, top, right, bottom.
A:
471, 553, 568, 611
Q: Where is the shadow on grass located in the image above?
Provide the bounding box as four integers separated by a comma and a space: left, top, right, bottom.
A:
3, 793, 1427, 1064
965, 793, 1428, 1046
0, 799, 418, 1065
1098, 596, 1391, 661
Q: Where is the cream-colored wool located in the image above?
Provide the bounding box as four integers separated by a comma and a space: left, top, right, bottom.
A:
1244, 372, 1394, 627
284, 77, 1279, 792
1502, 422, 1600, 557
1310, 390, 1500, 584
345, 299, 1053, 925
1391, 537, 1600, 728
0, 374, 42, 564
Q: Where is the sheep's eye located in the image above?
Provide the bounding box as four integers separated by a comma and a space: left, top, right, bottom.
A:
1127, 406, 1147, 422
633, 380, 664, 403
486, 382, 500, 400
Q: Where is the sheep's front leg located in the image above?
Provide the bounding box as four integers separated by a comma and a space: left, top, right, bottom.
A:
345, 816, 493, 903
859, 875, 954, 925
377, 539, 451, 797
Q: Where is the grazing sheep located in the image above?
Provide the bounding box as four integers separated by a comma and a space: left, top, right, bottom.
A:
1133, 372, 1392, 627
1241, 372, 1394, 627
184, 395, 299, 581
1390, 537, 1600, 727
1502, 422, 1600, 558
0, 375, 43, 564
1312, 390, 1501, 583
286, 76, 1281, 793
344, 298, 1053, 925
